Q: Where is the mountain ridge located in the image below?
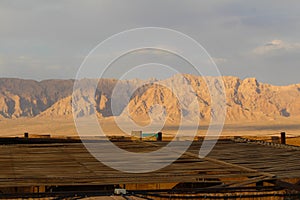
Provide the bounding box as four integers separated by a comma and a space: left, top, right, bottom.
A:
0, 75, 299, 123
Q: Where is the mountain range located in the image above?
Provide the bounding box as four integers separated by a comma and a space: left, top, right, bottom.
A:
0, 75, 299, 123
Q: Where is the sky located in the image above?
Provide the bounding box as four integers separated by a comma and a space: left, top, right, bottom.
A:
0, 1, 300, 85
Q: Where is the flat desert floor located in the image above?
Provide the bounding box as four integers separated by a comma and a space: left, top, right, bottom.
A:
0, 117, 299, 139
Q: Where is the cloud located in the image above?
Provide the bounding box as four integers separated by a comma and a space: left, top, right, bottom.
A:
212, 57, 227, 65
253, 39, 300, 55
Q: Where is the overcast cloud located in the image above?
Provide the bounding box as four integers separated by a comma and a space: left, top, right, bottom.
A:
0, 0, 299, 85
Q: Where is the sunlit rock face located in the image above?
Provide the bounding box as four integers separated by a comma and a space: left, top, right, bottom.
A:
0, 75, 299, 123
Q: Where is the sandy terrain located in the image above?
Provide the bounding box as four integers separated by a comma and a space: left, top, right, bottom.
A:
0, 117, 299, 139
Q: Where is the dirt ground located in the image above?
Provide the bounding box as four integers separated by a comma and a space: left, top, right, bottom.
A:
0, 117, 299, 145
